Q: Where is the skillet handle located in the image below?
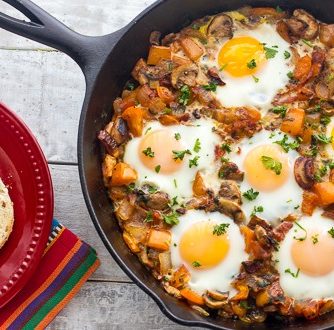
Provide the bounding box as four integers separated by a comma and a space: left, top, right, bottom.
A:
0, 0, 120, 73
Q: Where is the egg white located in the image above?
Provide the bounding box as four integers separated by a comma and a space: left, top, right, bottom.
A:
200, 23, 291, 112
275, 210, 334, 300
123, 119, 221, 199
170, 210, 247, 295
229, 129, 303, 223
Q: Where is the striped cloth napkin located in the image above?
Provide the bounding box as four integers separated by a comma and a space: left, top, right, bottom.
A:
0, 219, 100, 329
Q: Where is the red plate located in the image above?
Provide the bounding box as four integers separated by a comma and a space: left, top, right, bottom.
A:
0, 103, 53, 308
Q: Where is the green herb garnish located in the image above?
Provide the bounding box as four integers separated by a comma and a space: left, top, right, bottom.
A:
284, 50, 291, 59
312, 234, 319, 244
285, 268, 300, 278
213, 223, 230, 236
163, 211, 179, 225
192, 261, 201, 267
264, 47, 278, 59
274, 134, 300, 152
287, 71, 294, 79
172, 149, 191, 161
243, 188, 259, 201
328, 227, 334, 238
202, 82, 218, 92
155, 165, 161, 173
179, 85, 191, 106
221, 143, 232, 153
272, 105, 287, 118
247, 59, 257, 69
193, 138, 201, 153
144, 211, 153, 223
293, 222, 307, 241
261, 156, 282, 175
189, 156, 200, 168
174, 133, 181, 140
142, 147, 155, 158
313, 133, 332, 144
251, 206, 264, 217
252, 75, 259, 83
301, 39, 313, 47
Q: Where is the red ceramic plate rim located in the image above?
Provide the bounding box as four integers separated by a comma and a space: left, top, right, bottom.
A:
0, 102, 53, 307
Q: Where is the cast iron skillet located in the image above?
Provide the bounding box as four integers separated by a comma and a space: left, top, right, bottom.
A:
0, 0, 334, 328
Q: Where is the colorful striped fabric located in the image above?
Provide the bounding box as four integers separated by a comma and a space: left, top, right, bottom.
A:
0, 220, 100, 329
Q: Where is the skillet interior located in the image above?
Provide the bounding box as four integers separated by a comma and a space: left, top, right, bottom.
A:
79, 0, 334, 328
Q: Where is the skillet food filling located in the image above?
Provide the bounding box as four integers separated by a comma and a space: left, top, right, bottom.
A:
99, 6, 334, 323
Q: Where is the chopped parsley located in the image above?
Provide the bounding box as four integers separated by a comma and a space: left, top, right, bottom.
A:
202, 82, 218, 92
264, 47, 278, 59
328, 227, 334, 238
221, 143, 232, 153
127, 183, 136, 192
312, 234, 319, 244
301, 38, 313, 47
142, 147, 155, 158
189, 156, 200, 168
172, 149, 192, 161
274, 134, 300, 152
313, 133, 332, 144
247, 59, 257, 69
145, 127, 152, 135
213, 223, 230, 236
239, 301, 251, 310
155, 165, 161, 173
163, 211, 179, 225
193, 138, 201, 153
252, 75, 259, 83
192, 261, 201, 268
179, 85, 191, 106
285, 268, 300, 278
173, 178, 178, 188
321, 116, 331, 126
163, 107, 172, 114
251, 205, 264, 217
170, 196, 178, 207
327, 72, 334, 83
148, 185, 158, 194
293, 222, 307, 241
284, 50, 291, 59
287, 71, 294, 79
174, 133, 181, 140
261, 156, 282, 175
272, 105, 287, 118
144, 211, 153, 223
243, 188, 259, 201
314, 165, 328, 182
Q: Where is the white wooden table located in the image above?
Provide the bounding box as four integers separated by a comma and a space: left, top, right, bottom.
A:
0, 1, 198, 328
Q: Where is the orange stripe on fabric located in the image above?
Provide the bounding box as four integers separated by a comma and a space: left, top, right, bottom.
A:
35, 259, 100, 330
2, 240, 82, 328
43, 227, 66, 255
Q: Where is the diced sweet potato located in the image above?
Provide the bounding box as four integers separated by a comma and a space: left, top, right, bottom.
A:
192, 171, 207, 197
231, 284, 249, 301
179, 37, 204, 61
240, 225, 255, 254
314, 182, 334, 206
294, 55, 312, 81
281, 108, 305, 136
121, 106, 145, 137
146, 229, 171, 251
256, 290, 270, 307
302, 190, 319, 215
159, 114, 179, 126
147, 45, 171, 65
180, 288, 204, 305
157, 86, 175, 103
111, 162, 137, 186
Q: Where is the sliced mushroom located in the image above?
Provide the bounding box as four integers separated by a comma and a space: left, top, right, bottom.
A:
207, 290, 229, 301
191, 305, 210, 317
219, 162, 244, 181
276, 20, 292, 43
163, 283, 182, 298
216, 198, 246, 224
240, 309, 267, 323
137, 191, 170, 210
207, 67, 226, 86
207, 13, 233, 39
98, 130, 118, 155
320, 24, 334, 48
149, 31, 161, 46
171, 63, 199, 89
110, 117, 129, 144
326, 48, 334, 71
203, 294, 228, 309
294, 157, 315, 189
286, 9, 319, 40
219, 180, 242, 204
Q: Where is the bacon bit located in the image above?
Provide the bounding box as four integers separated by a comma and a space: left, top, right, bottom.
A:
294, 55, 312, 82
302, 190, 319, 215
322, 204, 334, 220
214, 144, 225, 160
273, 86, 314, 105
152, 210, 163, 221
273, 221, 293, 242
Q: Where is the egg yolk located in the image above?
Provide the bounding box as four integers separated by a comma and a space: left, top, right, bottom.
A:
331, 127, 334, 150
244, 144, 289, 191
291, 230, 334, 276
179, 221, 230, 270
218, 36, 266, 77
139, 129, 184, 174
